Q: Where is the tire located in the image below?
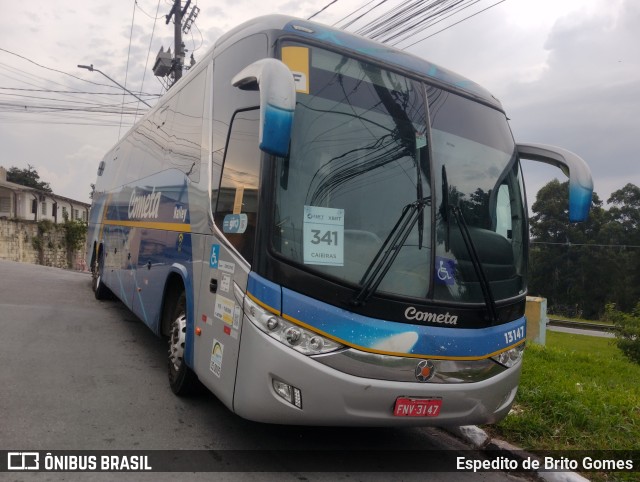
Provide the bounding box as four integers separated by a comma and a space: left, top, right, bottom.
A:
93, 250, 113, 300
168, 291, 199, 396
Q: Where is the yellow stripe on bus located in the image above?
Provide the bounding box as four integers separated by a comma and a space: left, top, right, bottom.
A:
103, 219, 192, 233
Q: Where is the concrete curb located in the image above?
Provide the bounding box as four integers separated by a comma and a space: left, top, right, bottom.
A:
446, 425, 589, 482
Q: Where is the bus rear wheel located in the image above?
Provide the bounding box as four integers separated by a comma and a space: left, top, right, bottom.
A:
168, 291, 199, 395
93, 250, 113, 300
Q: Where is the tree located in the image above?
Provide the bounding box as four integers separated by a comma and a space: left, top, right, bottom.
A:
608, 183, 640, 242
7, 165, 52, 193
529, 179, 610, 318
606, 183, 640, 311
529, 180, 640, 318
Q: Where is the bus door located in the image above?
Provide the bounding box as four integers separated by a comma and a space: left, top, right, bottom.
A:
194, 109, 262, 408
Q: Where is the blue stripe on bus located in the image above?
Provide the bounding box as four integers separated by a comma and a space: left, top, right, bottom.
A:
247, 273, 525, 359
248, 272, 282, 312
282, 288, 525, 359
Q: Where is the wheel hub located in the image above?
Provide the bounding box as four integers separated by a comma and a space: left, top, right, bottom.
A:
169, 313, 187, 373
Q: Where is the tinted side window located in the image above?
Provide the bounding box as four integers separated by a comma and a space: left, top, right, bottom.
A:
214, 109, 261, 264
126, 70, 206, 184
166, 70, 206, 182
211, 34, 267, 214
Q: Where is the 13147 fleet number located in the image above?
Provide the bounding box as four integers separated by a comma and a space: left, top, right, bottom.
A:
503, 326, 525, 345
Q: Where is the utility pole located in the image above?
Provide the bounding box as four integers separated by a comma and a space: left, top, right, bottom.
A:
154, 0, 197, 89
166, 0, 185, 83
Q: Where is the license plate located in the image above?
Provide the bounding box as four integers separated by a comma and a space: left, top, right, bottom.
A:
393, 397, 442, 417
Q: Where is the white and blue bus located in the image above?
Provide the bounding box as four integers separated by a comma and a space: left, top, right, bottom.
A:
87, 15, 593, 426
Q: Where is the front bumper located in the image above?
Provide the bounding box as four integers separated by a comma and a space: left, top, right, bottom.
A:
233, 320, 521, 426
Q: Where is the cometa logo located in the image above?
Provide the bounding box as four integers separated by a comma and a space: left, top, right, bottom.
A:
128, 187, 162, 220
404, 307, 458, 325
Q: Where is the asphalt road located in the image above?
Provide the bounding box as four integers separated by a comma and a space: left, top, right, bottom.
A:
0, 260, 529, 481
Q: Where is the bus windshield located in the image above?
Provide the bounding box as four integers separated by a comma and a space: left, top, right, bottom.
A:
273, 44, 526, 305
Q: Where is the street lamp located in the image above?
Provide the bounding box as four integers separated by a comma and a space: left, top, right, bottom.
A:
78, 64, 152, 108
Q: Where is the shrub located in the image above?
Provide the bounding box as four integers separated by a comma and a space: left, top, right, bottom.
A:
605, 302, 640, 364
62, 219, 87, 252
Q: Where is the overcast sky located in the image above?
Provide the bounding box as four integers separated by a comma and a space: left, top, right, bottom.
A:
0, 0, 638, 208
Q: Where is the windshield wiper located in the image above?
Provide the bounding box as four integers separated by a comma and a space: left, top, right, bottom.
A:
416, 146, 425, 250
351, 196, 431, 307
440, 166, 498, 323
448, 205, 499, 324
441, 165, 450, 252
449, 205, 498, 323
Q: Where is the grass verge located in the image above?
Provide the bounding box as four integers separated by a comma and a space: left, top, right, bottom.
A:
488, 331, 639, 450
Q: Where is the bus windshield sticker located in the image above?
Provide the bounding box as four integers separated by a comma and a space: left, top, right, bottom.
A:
223, 213, 248, 234
282, 46, 310, 94
303, 205, 344, 266
435, 256, 456, 285
210, 244, 220, 268
214, 295, 236, 325
210, 339, 224, 378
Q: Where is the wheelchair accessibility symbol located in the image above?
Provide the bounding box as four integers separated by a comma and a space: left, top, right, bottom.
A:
435, 256, 456, 285
210, 244, 220, 269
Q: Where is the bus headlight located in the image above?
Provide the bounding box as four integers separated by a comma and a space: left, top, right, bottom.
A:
491, 343, 525, 368
244, 296, 344, 355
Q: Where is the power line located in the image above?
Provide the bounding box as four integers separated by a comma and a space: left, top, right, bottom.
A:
336, 0, 389, 30
0, 103, 144, 115
137, 0, 163, 121
0, 92, 149, 108
531, 241, 640, 249
333, 0, 381, 27
0, 48, 119, 89
308, 0, 340, 20
401, 0, 508, 48
390, 0, 483, 47
352, 0, 480, 45
190, 13, 205, 53
0, 118, 135, 127
0, 87, 160, 97
120, 0, 138, 139
135, 0, 164, 19
0, 57, 160, 116
0, 64, 139, 112
334, 0, 510, 49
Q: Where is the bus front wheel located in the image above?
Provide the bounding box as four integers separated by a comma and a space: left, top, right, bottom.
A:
168, 291, 199, 395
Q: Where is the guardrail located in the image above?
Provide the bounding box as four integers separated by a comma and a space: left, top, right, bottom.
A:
547, 318, 614, 332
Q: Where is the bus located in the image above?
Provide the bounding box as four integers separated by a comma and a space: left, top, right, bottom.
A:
86, 14, 593, 426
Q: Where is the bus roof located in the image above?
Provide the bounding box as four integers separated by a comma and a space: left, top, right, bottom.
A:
214, 14, 503, 110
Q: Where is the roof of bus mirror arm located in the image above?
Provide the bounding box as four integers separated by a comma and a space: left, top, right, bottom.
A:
213, 14, 503, 110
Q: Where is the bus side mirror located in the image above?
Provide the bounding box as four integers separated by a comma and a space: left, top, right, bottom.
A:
516, 143, 593, 222
232, 59, 296, 157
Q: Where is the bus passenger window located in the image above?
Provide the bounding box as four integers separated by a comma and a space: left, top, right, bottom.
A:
213, 109, 261, 264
